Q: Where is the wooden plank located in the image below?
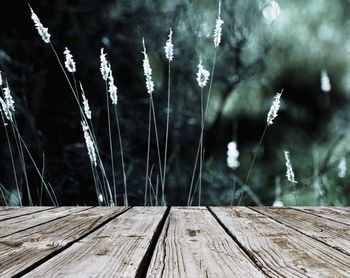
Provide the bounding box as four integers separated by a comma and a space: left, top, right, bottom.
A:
252, 207, 350, 256
0, 207, 16, 215
0, 206, 90, 238
0, 207, 127, 277
147, 207, 264, 277
0, 206, 53, 221
294, 207, 350, 226
23, 207, 167, 278
210, 207, 350, 277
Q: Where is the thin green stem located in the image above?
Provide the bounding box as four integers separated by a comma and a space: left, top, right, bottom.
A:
105, 81, 116, 205
114, 106, 128, 207
237, 124, 268, 206
150, 95, 164, 205
162, 61, 171, 206
144, 96, 152, 206
199, 88, 204, 206
1, 118, 21, 206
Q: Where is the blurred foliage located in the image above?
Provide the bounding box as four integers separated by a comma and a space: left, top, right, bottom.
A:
0, 0, 349, 205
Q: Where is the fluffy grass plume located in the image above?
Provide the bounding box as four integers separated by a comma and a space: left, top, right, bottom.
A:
142, 38, 155, 94
213, 0, 224, 48
164, 28, 174, 62
79, 82, 92, 120
63, 47, 76, 73
82, 121, 97, 167
196, 60, 210, 88
267, 91, 282, 126
29, 5, 51, 43
284, 150, 297, 183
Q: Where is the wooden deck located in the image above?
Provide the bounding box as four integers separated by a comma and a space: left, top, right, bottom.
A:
0, 207, 349, 277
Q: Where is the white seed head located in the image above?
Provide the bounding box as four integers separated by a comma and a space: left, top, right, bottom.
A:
142, 38, 154, 94
272, 200, 284, 207
4, 87, 15, 116
196, 60, 210, 88
29, 5, 51, 43
284, 150, 297, 183
100, 48, 110, 81
108, 66, 118, 105
213, 1, 224, 48
0, 71, 2, 86
164, 28, 174, 62
0, 97, 9, 125
226, 141, 240, 169
338, 157, 347, 178
79, 82, 92, 120
81, 121, 97, 167
267, 91, 282, 126
63, 47, 76, 73
321, 69, 331, 93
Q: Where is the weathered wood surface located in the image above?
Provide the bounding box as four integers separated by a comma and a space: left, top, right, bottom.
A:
0, 207, 127, 277
0, 206, 349, 278
147, 207, 264, 277
25, 207, 167, 278
0, 206, 53, 221
210, 207, 350, 277
293, 206, 350, 225
252, 207, 350, 256
0, 206, 90, 238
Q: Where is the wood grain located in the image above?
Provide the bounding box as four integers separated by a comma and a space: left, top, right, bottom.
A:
0, 207, 127, 277
252, 207, 350, 256
210, 207, 350, 277
0, 207, 53, 221
23, 207, 167, 278
0, 206, 90, 238
147, 207, 264, 278
293, 207, 350, 225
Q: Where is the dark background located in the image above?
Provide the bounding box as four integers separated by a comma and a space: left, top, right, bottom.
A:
0, 0, 349, 206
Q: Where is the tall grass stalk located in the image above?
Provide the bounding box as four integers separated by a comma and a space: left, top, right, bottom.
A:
114, 106, 128, 206
0, 109, 21, 205
150, 96, 164, 204
145, 98, 152, 206
188, 60, 210, 206
162, 28, 174, 206
12, 124, 58, 206
105, 80, 117, 204
237, 124, 268, 205
142, 38, 164, 205
12, 119, 32, 205
237, 91, 282, 205
188, 0, 222, 205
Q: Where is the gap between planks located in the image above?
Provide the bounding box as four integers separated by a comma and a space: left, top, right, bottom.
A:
22, 207, 168, 278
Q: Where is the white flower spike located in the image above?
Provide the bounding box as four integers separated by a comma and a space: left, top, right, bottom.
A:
213, 1, 224, 48
108, 66, 118, 105
164, 28, 174, 62
80, 82, 92, 120
64, 47, 76, 73
100, 48, 110, 81
29, 5, 51, 44
267, 90, 282, 126
142, 38, 154, 94
81, 121, 97, 167
284, 150, 297, 183
196, 60, 210, 88
226, 141, 240, 169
